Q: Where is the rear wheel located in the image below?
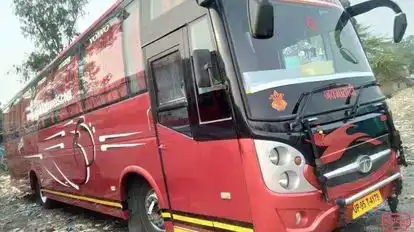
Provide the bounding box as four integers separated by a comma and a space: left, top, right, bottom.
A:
128, 180, 165, 232
34, 176, 55, 209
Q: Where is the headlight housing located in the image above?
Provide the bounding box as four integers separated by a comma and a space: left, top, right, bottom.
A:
279, 172, 289, 189
254, 140, 317, 193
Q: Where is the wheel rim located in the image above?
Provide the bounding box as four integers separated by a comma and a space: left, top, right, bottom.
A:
39, 188, 47, 203
145, 190, 165, 231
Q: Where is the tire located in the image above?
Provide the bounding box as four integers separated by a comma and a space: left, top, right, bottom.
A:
128, 180, 165, 232
34, 176, 55, 209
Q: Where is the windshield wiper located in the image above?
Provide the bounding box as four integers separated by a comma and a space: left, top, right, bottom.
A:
345, 80, 379, 119
289, 83, 352, 130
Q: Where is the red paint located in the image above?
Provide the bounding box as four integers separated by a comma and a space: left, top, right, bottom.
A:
303, 164, 320, 189
156, 124, 251, 222
1, 1, 401, 231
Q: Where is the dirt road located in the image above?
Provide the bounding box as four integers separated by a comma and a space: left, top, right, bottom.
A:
1, 88, 414, 232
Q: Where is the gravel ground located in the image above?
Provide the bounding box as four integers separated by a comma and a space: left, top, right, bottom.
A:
1, 87, 414, 232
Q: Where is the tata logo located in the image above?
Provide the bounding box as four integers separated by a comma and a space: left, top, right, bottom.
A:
356, 155, 373, 173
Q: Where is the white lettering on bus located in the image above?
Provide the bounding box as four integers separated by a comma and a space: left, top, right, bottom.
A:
26, 91, 74, 122
58, 56, 72, 70
89, 24, 111, 45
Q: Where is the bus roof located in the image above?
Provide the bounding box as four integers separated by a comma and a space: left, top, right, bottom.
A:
4, 0, 124, 110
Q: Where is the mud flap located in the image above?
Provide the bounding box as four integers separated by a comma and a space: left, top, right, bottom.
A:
385, 105, 408, 167
388, 177, 403, 213
393, 130, 408, 167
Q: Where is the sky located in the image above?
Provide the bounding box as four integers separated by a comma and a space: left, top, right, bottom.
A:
0, 0, 413, 105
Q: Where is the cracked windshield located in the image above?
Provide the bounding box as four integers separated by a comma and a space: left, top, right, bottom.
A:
0, 0, 413, 232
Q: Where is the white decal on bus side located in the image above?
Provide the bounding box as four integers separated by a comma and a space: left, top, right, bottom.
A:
45, 168, 69, 187
54, 161, 80, 190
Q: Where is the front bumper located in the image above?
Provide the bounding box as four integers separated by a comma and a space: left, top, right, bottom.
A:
241, 139, 402, 232
286, 174, 400, 232
337, 172, 401, 206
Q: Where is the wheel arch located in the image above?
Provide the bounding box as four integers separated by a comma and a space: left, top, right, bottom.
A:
119, 165, 167, 209
28, 169, 39, 193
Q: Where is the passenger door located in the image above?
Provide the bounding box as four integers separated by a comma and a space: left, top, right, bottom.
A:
144, 18, 251, 225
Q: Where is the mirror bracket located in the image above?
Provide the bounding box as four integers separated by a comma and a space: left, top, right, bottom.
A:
193, 49, 213, 88
335, 0, 407, 53
196, 0, 214, 7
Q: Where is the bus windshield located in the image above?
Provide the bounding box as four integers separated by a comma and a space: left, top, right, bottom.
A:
222, 0, 380, 120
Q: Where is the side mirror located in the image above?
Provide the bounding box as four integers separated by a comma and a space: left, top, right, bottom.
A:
340, 0, 407, 44
248, 0, 274, 39
196, 0, 214, 7
394, 13, 407, 43
192, 49, 213, 88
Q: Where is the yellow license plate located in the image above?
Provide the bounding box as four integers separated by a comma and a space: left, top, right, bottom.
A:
352, 190, 383, 219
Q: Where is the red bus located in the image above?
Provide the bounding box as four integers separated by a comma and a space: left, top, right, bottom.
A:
2, 0, 409, 231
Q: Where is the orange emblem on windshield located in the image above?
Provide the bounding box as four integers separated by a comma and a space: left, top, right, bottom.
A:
269, 90, 288, 112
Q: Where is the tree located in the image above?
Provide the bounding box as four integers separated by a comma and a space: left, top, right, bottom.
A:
356, 24, 412, 84
11, 0, 89, 81
394, 35, 414, 75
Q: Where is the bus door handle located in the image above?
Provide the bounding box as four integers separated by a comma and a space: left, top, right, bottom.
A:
159, 144, 166, 150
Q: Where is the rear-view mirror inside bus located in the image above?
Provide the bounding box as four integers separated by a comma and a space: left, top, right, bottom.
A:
248, 0, 274, 39
195, 0, 214, 7
192, 49, 213, 88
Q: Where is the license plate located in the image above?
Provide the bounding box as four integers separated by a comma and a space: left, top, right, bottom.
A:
352, 190, 383, 219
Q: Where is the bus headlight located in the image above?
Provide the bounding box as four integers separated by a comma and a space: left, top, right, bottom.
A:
254, 140, 317, 193
279, 171, 300, 190
279, 172, 289, 189
269, 148, 280, 165
269, 146, 290, 166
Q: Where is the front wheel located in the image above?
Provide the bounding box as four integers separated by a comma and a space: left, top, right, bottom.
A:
128, 181, 165, 232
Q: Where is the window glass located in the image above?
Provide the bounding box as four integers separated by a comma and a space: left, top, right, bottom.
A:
27, 75, 55, 127
158, 107, 190, 135
152, 51, 186, 106
152, 50, 190, 135
21, 88, 34, 131
9, 99, 21, 134
80, 17, 128, 111
189, 17, 224, 89
151, 0, 187, 20
3, 106, 10, 136
190, 19, 214, 51
53, 56, 83, 121
189, 17, 231, 123
13, 98, 23, 134
282, 35, 328, 70
122, 0, 146, 94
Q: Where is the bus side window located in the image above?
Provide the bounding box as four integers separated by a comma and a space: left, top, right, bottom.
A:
79, 16, 128, 112
189, 16, 232, 123
150, 0, 186, 20
152, 51, 191, 136
122, 0, 146, 95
